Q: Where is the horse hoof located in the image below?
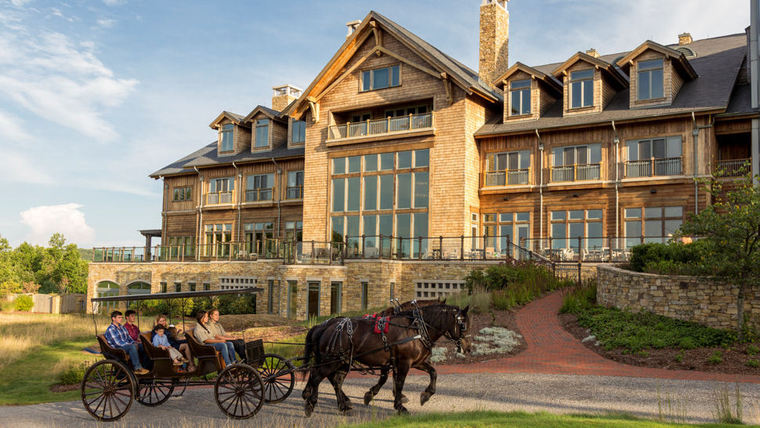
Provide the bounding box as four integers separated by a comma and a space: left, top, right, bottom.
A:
401, 395, 409, 404
304, 404, 314, 418
396, 406, 409, 415
340, 408, 353, 416
363, 392, 374, 405
420, 392, 431, 406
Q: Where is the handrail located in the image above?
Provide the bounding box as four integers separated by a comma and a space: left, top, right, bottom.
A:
549, 163, 601, 182
715, 158, 750, 177
328, 112, 434, 141
483, 169, 530, 186
624, 157, 682, 178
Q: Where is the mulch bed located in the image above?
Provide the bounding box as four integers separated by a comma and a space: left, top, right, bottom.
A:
432, 309, 526, 364
560, 313, 760, 375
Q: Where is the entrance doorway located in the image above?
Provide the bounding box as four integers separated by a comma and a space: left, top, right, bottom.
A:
307, 281, 320, 318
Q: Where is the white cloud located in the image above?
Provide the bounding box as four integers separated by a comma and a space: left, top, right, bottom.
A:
96, 18, 115, 28
0, 26, 138, 141
19, 203, 95, 246
0, 109, 32, 142
9, 0, 32, 7
0, 150, 54, 184
102, 0, 126, 6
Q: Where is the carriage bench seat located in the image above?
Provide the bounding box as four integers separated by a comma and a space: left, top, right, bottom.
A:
96, 334, 129, 363
185, 329, 226, 372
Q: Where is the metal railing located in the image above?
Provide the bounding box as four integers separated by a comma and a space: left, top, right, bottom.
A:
715, 158, 750, 177
285, 186, 304, 200
624, 157, 682, 178
245, 188, 273, 202
483, 169, 530, 186
550, 164, 601, 182
328, 112, 434, 141
519, 235, 691, 263
206, 191, 233, 205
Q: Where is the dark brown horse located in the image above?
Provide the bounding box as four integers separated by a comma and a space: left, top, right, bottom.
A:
303, 299, 443, 405
301, 303, 470, 415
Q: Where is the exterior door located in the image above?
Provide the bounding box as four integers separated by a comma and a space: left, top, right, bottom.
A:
307, 281, 320, 318
516, 225, 530, 260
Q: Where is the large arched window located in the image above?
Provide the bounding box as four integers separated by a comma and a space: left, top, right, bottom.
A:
95, 281, 119, 312
127, 281, 151, 308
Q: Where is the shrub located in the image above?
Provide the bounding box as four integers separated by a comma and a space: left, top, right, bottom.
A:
491, 290, 515, 311
747, 344, 760, 356
707, 351, 723, 365
0, 299, 15, 312
57, 361, 89, 385
678, 337, 697, 350
675, 351, 684, 363
14, 295, 34, 312
746, 359, 759, 368
469, 290, 492, 314
628, 241, 710, 275
560, 282, 596, 314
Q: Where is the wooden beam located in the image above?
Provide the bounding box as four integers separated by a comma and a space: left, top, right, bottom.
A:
442, 72, 453, 105
371, 21, 382, 47
307, 98, 320, 123
313, 48, 377, 103
376, 46, 440, 79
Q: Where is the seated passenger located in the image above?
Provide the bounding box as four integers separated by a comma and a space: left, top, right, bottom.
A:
104, 310, 149, 375
151, 325, 186, 366
153, 314, 194, 371
193, 310, 235, 366
124, 309, 140, 342
208, 308, 246, 362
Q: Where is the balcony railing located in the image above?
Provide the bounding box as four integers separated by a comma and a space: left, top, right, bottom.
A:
328, 112, 434, 141
483, 169, 530, 187
550, 164, 601, 182
624, 157, 682, 178
715, 158, 750, 177
285, 186, 304, 200
245, 188, 273, 202
206, 191, 233, 205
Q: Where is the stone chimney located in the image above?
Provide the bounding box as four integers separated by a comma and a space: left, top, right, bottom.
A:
586, 48, 600, 58
346, 20, 361, 38
272, 84, 302, 112
678, 32, 693, 45
479, 0, 509, 85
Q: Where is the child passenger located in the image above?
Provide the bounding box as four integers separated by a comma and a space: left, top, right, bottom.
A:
152, 325, 186, 366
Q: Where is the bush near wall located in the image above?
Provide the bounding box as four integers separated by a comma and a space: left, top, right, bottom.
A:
628, 241, 710, 275
13, 295, 33, 312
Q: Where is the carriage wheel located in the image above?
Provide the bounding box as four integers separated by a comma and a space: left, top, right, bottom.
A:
80, 359, 135, 421
136, 378, 176, 406
214, 363, 264, 419
259, 353, 295, 403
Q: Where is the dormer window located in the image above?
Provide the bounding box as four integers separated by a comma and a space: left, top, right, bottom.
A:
570, 69, 594, 108
291, 120, 306, 144
637, 59, 664, 100
361, 65, 400, 92
510, 79, 531, 116
255, 119, 269, 148
221, 124, 234, 152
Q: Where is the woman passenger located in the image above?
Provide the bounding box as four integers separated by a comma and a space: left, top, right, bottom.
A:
153, 314, 195, 371
193, 310, 236, 366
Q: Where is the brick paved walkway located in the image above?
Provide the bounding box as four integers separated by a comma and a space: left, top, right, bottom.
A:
434, 290, 760, 383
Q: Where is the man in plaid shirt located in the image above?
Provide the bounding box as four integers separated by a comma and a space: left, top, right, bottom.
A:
104, 311, 149, 374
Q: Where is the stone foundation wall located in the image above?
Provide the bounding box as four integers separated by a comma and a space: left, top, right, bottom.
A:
88, 260, 500, 320
597, 265, 760, 330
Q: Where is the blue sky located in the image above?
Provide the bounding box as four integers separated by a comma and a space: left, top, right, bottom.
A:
0, 0, 749, 248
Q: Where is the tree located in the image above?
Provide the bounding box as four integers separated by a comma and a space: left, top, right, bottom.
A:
679, 169, 760, 338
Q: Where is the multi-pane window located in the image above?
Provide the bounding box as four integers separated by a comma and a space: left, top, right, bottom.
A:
284, 221, 302, 243
624, 206, 683, 248
550, 209, 603, 251
361, 65, 400, 91
291, 120, 306, 144
626, 136, 682, 177
483, 212, 530, 254
246, 174, 274, 201
331, 149, 429, 258
638, 59, 664, 100
569, 69, 594, 109
255, 119, 269, 148
167, 236, 194, 258
244, 222, 275, 255
510, 79, 531, 116
221, 124, 234, 152
383, 104, 430, 118
286, 171, 304, 199
208, 177, 234, 204
551, 144, 602, 181
203, 223, 232, 256
485, 150, 530, 186
172, 186, 192, 202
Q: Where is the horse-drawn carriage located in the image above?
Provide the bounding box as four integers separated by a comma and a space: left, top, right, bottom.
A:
84, 288, 471, 421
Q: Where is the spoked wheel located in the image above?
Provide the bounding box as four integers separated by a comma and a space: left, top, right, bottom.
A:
259, 353, 295, 403
214, 363, 264, 419
136, 378, 176, 406
80, 359, 135, 421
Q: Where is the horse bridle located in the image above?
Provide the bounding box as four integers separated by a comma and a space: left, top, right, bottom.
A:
444, 311, 468, 353
412, 301, 468, 353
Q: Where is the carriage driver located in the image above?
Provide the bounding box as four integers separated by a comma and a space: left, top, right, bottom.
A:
104, 310, 149, 375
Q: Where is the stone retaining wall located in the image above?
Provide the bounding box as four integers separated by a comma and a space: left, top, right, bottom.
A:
597, 265, 760, 330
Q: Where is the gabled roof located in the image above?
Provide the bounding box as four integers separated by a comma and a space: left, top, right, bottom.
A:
243, 105, 286, 123
552, 52, 628, 88
209, 111, 247, 129
616, 40, 698, 80
149, 141, 304, 178
492, 62, 562, 93
283, 10, 501, 118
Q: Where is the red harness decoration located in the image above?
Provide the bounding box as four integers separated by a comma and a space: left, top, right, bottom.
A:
363, 313, 390, 334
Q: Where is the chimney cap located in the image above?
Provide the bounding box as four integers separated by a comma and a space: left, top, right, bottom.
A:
678, 32, 693, 45
272, 84, 302, 97
346, 20, 361, 37
585, 48, 600, 58
481, 0, 509, 8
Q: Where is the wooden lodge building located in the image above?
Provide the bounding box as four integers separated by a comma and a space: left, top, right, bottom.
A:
87, 1, 758, 319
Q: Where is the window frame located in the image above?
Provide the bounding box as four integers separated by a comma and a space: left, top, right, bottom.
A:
509, 79, 532, 116
172, 186, 192, 202
291, 119, 306, 144
254, 119, 270, 149
569, 69, 594, 109
360, 64, 401, 92
220, 124, 234, 152
286, 170, 304, 200
637, 58, 664, 101
624, 205, 683, 247
245, 173, 275, 202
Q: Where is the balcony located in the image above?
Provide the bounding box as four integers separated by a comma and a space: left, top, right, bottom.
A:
715, 158, 750, 177
483, 169, 530, 187
624, 157, 682, 178
327, 112, 434, 143
245, 188, 273, 202
206, 191, 233, 205
285, 186, 304, 200
550, 164, 601, 182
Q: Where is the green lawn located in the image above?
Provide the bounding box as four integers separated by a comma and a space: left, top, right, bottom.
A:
344, 411, 757, 428
0, 337, 98, 405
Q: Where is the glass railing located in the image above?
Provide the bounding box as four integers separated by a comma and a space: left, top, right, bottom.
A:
285, 186, 304, 200
245, 188, 273, 202
328, 112, 434, 141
